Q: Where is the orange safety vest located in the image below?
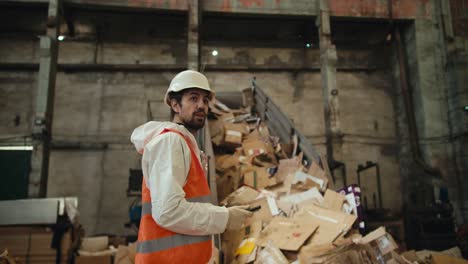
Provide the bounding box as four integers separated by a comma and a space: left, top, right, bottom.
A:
135, 128, 212, 264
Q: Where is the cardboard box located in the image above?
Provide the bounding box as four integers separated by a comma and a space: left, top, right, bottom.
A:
299, 243, 378, 264
272, 158, 303, 194
322, 189, 346, 211
243, 167, 277, 189
0, 226, 73, 264
279, 187, 324, 209
307, 162, 328, 191
220, 112, 235, 122
222, 224, 254, 264
256, 241, 289, 264
220, 186, 260, 206
401, 250, 420, 263
215, 153, 240, 172
242, 139, 268, 157
360, 227, 398, 264
224, 122, 249, 146
431, 254, 468, 264
293, 171, 326, 191
216, 169, 241, 203
296, 204, 357, 247
256, 217, 318, 251
75, 255, 112, 264
417, 247, 465, 263
209, 119, 224, 145
246, 198, 274, 224
233, 221, 263, 263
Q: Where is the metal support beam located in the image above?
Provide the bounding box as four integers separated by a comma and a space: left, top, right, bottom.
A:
30, 0, 61, 198
317, 0, 343, 187
188, 0, 200, 71
1, 0, 431, 19
65, 0, 188, 11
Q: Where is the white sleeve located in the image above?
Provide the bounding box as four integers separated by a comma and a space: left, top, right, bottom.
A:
143, 132, 229, 236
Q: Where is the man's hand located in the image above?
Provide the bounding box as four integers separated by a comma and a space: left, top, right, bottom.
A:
226, 205, 253, 230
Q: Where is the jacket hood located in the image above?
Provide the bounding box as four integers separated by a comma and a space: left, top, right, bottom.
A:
130, 121, 195, 154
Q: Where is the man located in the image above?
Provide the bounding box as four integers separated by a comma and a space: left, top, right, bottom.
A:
131, 70, 252, 264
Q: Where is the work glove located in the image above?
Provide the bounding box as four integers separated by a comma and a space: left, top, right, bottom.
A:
226, 205, 253, 230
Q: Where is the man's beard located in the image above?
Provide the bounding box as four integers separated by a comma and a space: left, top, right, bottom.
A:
182, 111, 206, 131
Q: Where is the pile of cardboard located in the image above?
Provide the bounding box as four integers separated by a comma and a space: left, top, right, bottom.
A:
0, 226, 73, 264
208, 99, 407, 264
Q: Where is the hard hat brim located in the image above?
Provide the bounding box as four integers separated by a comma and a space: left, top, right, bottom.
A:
165, 87, 215, 106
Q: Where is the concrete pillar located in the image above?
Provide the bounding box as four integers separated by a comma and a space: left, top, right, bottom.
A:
317, 0, 344, 186
397, 0, 465, 222
187, 0, 200, 71
447, 38, 468, 221
30, 0, 60, 197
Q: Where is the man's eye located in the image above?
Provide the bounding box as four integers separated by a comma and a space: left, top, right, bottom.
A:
191, 97, 198, 102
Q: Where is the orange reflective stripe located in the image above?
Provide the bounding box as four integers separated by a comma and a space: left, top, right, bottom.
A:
135, 240, 211, 264
136, 234, 211, 253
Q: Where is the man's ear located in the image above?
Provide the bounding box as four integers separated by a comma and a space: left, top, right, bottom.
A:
170, 99, 181, 114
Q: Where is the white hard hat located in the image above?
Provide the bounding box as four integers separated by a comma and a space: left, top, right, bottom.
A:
164, 70, 214, 106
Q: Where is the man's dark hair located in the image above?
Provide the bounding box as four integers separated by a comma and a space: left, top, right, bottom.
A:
168, 90, 184, 120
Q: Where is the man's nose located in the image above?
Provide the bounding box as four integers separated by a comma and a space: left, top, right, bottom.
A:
197, 100, 207, 110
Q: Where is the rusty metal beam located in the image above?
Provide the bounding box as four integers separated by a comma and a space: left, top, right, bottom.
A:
202, 0, 432, 19
202, 0, 318, 16
2, 0, 432, 19
1, 0, 188, 10
65, 0, 188, 11
328, 0, 432, 19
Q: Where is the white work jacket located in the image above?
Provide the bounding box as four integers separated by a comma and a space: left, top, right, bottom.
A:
131, 121, 229, 235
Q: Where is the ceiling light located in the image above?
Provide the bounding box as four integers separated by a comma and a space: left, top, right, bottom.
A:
0, 146, 33, 151
305, 43, 311, 48
212, 50, 218, 56
57, 35, 65, 41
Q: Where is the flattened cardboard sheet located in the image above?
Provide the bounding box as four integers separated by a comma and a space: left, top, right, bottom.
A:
244, 167, 277, 189
307, 162, 328, 191
221, 186, 260, 206
322, 189, 346, 212
296, 204, 357, 247
256, 217, 318, 251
